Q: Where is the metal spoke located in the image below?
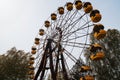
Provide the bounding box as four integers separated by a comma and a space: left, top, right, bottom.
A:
33, 1, 95, 80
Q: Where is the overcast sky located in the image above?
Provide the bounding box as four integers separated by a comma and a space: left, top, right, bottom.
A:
0, 0, 120, 54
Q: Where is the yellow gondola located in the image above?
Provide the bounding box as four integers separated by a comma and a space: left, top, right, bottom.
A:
29, 75, 35, 79
85, 75, 94, 80
29, 65, 35, 70
31, 50, 36, 54
44, 20, 50, 28
30, 57, 35, 60
28, 70, 34, 75
90, 10, 102, 23
83, 2, 93, 13
80, 75, 94, 80
34, 38, 40, 45
80, 77, 84, 80
89, 43, 102, 52
90, 52, 105, 60
94, 30, 107, 40
31, 46, 36, 54
51, 13, 57, 20
93, 24, 104, 33
39, 29, 44, 36
66, 2, 73, 11
29, 60, 34, 64
75, 0, 82, 10
58, 7, 64, 14
80, 66, 91, 72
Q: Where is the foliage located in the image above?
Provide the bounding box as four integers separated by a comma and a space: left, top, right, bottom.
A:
84, 29, 120, 80
0, 47, 30, 80
70, 59, 85, 80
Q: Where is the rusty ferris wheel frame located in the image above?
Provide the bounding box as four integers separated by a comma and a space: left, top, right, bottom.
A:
29, 0, 105, 80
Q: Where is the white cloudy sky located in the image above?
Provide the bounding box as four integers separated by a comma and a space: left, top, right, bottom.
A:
0, 0, 120, 54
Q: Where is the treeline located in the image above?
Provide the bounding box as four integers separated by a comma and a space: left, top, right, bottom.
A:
71, 29, 120, 80
0, 47, 30, 80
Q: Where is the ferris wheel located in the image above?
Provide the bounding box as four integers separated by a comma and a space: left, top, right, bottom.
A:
28, 0, 106, 80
